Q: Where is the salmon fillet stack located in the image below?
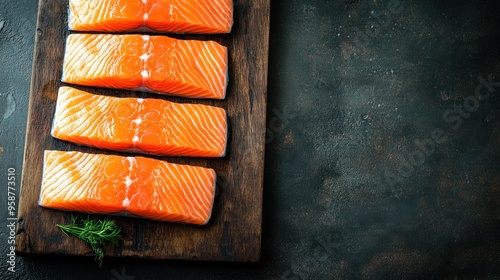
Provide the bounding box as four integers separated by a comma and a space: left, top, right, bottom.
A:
39, 151, 217, 225
39, 1, 233, 224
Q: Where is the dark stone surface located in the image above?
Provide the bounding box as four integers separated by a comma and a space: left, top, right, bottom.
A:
1, 0, 499, 279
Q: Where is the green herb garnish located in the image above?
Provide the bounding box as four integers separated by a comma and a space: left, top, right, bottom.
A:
57, 215, 122, 266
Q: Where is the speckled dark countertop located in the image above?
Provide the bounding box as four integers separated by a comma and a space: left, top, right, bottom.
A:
1, 0, 499, 279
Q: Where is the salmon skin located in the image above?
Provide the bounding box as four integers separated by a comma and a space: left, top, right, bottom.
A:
62, 34, 228, 99
39, 150, 217, 225
52, 87, 227, 157
69, 0, 233, 34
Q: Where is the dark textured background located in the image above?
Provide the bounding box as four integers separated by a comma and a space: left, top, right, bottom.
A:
1, 0, 499, 279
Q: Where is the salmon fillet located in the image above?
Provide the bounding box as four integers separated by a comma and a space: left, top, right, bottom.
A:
52, 87, 227, 157
39, 150, 217, 225
69, 0, 233, 34
62, 34, 228, 99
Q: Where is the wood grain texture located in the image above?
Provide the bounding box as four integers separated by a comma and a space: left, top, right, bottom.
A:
16, 0, 270, 262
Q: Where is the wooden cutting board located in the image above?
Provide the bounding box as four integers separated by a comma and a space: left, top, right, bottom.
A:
16, 0, 270, 262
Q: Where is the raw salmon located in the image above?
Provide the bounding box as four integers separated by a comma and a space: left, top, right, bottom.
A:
39, 150, 217, 225
62, 34, 228, 99
69, 0, 233, 34
52, 87, 227, 157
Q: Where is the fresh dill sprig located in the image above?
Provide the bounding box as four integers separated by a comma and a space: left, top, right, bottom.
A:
57, 215, 122, 266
